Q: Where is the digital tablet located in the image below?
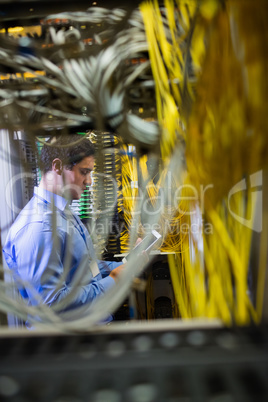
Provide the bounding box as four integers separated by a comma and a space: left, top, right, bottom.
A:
122, 230, 162, 263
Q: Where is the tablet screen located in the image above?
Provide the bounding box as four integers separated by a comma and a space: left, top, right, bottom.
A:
124, 230, 162, 262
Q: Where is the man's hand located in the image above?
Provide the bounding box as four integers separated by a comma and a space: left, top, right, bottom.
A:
109, 264, 125, 282
135, 237, 142, 246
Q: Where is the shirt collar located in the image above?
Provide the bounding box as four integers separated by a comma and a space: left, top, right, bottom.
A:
34, 186, 69, 212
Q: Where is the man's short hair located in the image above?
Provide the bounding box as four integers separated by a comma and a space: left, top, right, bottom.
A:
40, 134, 95, 174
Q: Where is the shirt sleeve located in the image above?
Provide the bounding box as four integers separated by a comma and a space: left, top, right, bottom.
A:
97, 260, 123, 278
9, 222, 116, 312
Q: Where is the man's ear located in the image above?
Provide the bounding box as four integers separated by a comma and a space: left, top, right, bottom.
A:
52, 158, 63, 175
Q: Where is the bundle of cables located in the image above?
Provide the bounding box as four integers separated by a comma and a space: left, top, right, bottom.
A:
0, 0, 268, 330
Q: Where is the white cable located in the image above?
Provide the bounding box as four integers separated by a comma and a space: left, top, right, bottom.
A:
16, 99, 93, 123
62, 59, 92, 102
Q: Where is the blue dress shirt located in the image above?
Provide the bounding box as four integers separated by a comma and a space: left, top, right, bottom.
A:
3, 187, 122, 322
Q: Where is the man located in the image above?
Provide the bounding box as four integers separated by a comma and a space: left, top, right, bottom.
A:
3, 134, 125, 325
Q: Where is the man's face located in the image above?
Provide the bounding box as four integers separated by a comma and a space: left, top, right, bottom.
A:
62, 156, 95, 200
